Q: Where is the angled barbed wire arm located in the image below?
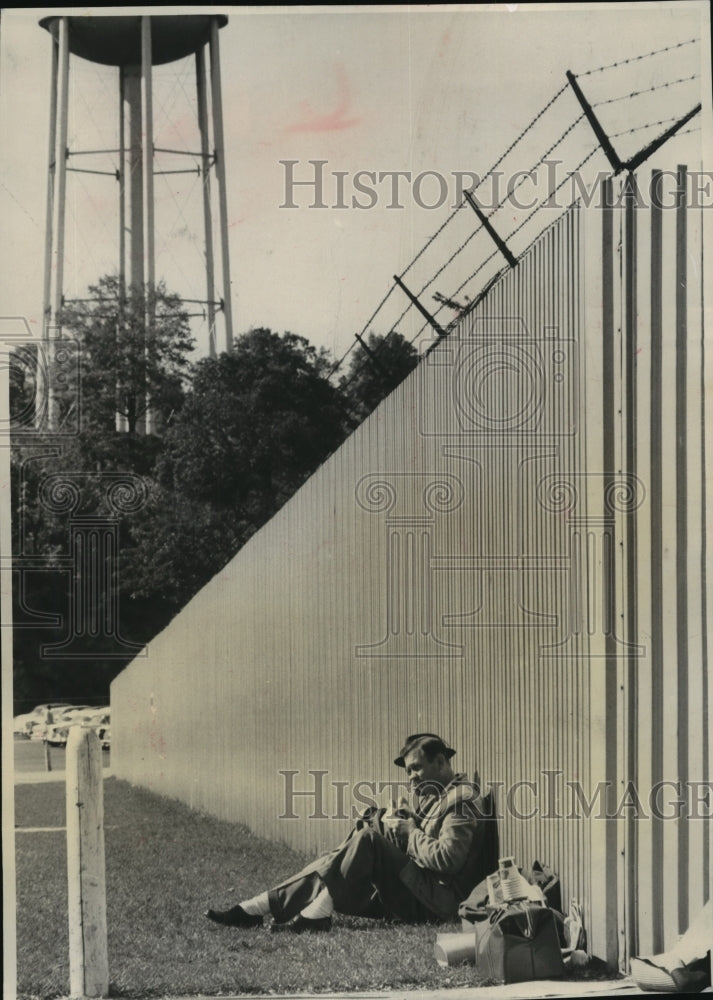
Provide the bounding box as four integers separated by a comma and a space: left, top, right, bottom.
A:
393, 276, 447, 341
624, 104, 702, 173
463, 191, 518, 268
330, 45, 700, 383
566, 70, 624, 175
354, 333, 391, 377
400, 82, 571, 282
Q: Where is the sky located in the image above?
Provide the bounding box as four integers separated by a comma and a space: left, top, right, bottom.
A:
1, 3, 710, 366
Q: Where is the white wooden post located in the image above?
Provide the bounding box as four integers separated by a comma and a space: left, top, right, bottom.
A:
66, 726, 109, 997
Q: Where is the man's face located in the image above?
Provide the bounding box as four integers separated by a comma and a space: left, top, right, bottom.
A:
402, 746, 446, 794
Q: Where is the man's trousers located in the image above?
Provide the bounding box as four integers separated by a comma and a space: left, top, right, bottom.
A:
267, 827, 445, 924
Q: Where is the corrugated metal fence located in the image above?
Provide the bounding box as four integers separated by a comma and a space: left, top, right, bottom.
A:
112, 167, 710, 969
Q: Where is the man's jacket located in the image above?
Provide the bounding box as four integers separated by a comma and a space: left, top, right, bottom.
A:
399, 773, 498, 918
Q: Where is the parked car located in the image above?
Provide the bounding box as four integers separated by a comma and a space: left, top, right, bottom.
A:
13, 712, 38, 737
35, 704, 92, 743
46, 706, 111, 748
20, 703, 74, 739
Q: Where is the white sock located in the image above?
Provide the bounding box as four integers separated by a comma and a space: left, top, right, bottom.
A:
300, 887, 334, 920
239, 891, 270, 916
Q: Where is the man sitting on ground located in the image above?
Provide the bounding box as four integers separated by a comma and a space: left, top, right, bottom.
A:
205, 733, 496, 933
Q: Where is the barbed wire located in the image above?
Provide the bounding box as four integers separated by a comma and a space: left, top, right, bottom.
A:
433, 143, 601, 321
609, 114, 683, 139
593, 73, 699, 108
432, 246, 503, 323
417, 81, 700, 329
476, 82, 571, 185
606, 109, 701, 150
421, 244, 502, 330
579, 38, 699, 76
332, 87, 574, 381
490, 113, 587, 217
330, 40, 700, 385
405, 109, 589, 314
499, 145, 601, 251
413, 221, 484, 300
402, 109, 589, 316
356, 92, 583, 357
398, 81, 572, 285
399, 203, 467, 281
402, 148, 604, 348
327, 284, 397, 377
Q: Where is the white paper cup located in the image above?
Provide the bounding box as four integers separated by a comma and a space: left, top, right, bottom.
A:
434, 931, 477, 967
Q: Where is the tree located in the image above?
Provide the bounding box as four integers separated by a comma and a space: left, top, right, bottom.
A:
161, 328, 348, 509
58, 275, 194, 434
11, 316, 364, 708
340, 331, 419, 420
11, 276, 195, 710
126, 328, 351, 611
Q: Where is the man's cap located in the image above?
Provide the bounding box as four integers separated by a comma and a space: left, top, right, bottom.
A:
394, 733, 456, 768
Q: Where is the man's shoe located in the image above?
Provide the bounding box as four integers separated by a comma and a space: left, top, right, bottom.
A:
205, 904, 263, 928
271, 914, 332, 934
630, 957, 678, 992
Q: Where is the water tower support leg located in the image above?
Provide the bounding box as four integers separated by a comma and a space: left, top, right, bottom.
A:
42, 35, 58, 339
140, 16, 155, 435
209, 17, 234, 351
141, 16, 155, 298
40, 33, 59, 428
116, 68, 128, 433
196, 44, 217, 358
49, 16, 70, 429
118, 67, 126, 299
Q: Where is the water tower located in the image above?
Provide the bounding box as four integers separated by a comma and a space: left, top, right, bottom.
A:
39, 14, 234, 428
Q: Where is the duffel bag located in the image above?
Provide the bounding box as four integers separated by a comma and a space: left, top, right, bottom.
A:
476, 901, 566, 984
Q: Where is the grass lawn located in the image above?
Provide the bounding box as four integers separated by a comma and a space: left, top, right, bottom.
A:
14, 777, 611, 998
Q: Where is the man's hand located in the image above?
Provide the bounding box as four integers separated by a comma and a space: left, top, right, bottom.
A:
382, 809, 417, 849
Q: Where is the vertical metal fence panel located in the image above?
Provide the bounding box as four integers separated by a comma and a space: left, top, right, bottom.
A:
111, 176, 708, 967
598, 167, 710, 966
